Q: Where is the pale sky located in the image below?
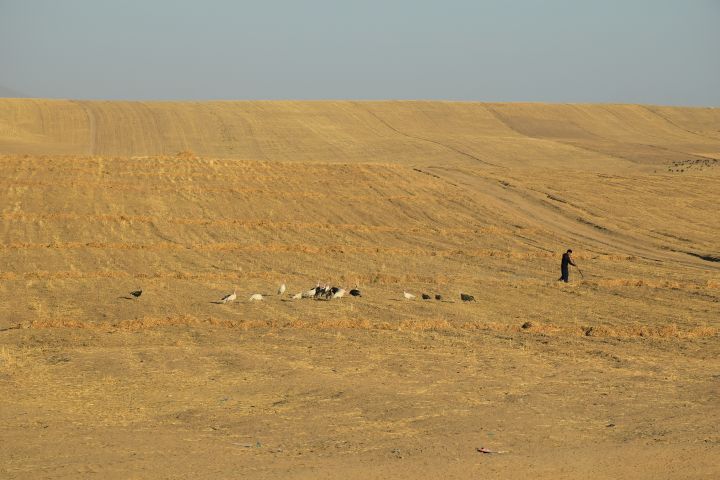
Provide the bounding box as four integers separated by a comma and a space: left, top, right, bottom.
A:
1, 0, 718, 105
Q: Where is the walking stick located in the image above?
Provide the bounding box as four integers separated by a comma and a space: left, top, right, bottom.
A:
577, 267, 584, 279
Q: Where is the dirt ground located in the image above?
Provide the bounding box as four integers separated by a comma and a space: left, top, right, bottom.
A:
2, 322, 719, 479
1, 100, 719, 478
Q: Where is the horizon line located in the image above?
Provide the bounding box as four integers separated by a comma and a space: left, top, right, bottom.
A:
1, 97, 718, 109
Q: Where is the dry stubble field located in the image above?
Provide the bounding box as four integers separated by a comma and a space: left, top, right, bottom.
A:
0, 100, 719, 479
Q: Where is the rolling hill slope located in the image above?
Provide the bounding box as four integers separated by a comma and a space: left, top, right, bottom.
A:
1, 99, 719, 168
1, 100, 719, 479
0, 99, 718, 325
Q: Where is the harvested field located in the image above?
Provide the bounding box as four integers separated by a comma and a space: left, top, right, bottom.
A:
1, 100, 719, 479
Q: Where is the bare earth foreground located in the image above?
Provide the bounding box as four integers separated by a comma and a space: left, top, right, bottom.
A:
0, 100, 719, 479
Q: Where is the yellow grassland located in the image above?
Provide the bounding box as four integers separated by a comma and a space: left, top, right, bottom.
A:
0, 100, 719, 479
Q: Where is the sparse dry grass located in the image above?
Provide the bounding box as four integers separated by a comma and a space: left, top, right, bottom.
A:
0, 346, 17, 371
22, 314, 718, 342
0, 101, 719, 479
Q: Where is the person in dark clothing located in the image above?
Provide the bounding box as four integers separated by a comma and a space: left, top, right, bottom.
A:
558, 249, 576, 283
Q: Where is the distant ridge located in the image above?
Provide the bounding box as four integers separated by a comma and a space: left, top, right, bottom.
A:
1, 99, 718, 170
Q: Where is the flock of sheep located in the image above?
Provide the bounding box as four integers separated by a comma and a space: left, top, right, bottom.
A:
210, 283, 357, 304
211, 283, 477, 304
127, 284, 477, 304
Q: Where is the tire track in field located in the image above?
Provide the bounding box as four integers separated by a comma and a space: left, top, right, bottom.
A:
0, 241, 556, 259
72, 101, 97, 155
426, 166, 720, 272
0, 212, 514, 237
354, 102, 504, 169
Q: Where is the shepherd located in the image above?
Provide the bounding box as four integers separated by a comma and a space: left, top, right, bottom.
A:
558, 249, 580, 283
